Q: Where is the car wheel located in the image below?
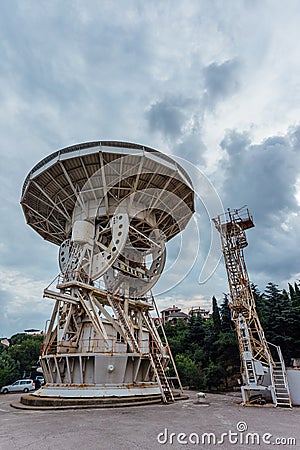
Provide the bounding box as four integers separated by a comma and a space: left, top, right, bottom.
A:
23, 388, 29, 393
2, 388, 8, 394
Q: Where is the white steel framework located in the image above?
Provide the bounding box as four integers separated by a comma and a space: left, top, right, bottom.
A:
213, 207, 291, 407
21, 141, 194, 405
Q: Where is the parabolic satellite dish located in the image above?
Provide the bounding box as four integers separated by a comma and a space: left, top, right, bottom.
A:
20, 141, 194, 406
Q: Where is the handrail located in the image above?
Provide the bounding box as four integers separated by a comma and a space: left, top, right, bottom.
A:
151, 292, 183, 393
266, 342, 276, 405
42, 337, 153, 356
267, 340, 291, 401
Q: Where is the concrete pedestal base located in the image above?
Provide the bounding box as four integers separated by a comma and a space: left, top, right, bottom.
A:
15, 383, 188, 409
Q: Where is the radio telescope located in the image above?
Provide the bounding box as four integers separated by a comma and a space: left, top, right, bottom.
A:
21, 141, 194, 407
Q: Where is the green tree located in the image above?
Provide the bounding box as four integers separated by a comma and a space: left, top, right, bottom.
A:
186, 314, 205, 350
212, 296, 221, 333
163, 321, 188, 356
291, 282, 300, 307
0, 351, 20, 386
162, 278, 300, 393
7, 335, 43, 379
259, 283, 300, 362
10, 333, 29, 346
294, 282, 300, 303
203, 361, 226, 391
175, 354, 202, 388
214, 330, 240, 389
220, 294, 233, 332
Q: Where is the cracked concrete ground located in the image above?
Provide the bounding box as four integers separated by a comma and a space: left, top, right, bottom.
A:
0, 391, 299, 449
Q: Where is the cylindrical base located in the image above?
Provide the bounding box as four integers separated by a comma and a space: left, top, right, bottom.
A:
17, 390, 188, 410
32, 382, 160, 398
18, 382, 162, 409
17, 383, 189, 410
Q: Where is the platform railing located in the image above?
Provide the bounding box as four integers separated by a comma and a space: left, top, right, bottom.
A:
42, 337, 152, 356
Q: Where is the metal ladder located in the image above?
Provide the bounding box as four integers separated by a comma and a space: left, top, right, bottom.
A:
224, 248, 244, 294
141, 310, 175, 403
149, 349, 174, 403
269, 344, 292, 408
107, 294, 139, 353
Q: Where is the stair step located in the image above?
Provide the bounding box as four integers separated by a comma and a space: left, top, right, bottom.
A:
150, 353, 174, 404
109, 297, 139, 352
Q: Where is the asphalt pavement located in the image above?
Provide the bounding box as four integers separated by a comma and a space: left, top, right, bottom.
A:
0, 391, 299, 449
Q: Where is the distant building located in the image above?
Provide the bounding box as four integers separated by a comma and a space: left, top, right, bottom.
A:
157, 304, 211, 326
0, 338, 10, 347
188, 307, 211, 320
152, 317, 162, 326
24, 329, 44, 335
161, 305, 189, 325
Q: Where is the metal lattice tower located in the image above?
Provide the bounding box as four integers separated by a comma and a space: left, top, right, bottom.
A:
213, 207, 291, 407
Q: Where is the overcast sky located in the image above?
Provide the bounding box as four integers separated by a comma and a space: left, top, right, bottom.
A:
0, 0, 300, 337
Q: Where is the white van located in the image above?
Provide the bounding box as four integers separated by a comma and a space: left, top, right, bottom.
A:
0, 379, 35, 393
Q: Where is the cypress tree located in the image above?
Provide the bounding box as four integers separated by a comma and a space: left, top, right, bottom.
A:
188, 314, 205, 347
294, 283, 300, 306
288, 283, 297, 306
212, 296, 221, 333
220, 294, 233, 332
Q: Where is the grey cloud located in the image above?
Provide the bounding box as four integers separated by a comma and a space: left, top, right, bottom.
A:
220, 128, 299, 216
145, 94, 207, 165
0, 283, 52, 338
218, 126, 300, 285
172, 131, 206, 165
289, 125, 300, 147
145, 59, 242, 163
146, 97, 192, 139
0, 150, 58, 280
220, 129, 251, 155
1, 0, 300, 334
203, 59, 241, 106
